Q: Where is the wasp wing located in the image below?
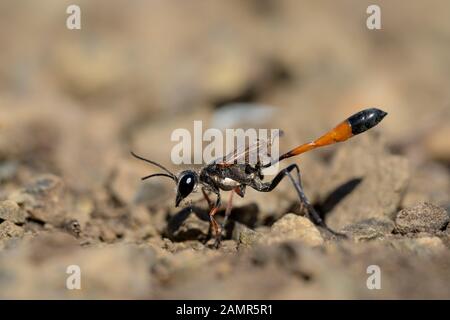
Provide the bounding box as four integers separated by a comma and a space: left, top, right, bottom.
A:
213, 130, 282, 167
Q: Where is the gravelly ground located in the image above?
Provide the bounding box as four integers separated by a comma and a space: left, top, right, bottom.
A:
0, 1, 449, 299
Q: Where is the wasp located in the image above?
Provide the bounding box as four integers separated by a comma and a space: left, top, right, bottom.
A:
132, 108, 387, 247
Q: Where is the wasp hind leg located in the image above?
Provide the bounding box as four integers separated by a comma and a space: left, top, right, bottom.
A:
252, 164, 346, 239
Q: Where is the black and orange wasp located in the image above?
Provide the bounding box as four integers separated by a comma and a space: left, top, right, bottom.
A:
131, 108, 387, 247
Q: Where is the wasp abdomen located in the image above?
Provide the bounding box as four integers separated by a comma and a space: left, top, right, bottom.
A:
347, 108, 387, 135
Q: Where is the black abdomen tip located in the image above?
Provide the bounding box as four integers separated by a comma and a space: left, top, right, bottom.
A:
348, 108, 387, 135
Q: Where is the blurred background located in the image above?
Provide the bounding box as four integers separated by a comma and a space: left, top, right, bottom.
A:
0, 0, 449, 299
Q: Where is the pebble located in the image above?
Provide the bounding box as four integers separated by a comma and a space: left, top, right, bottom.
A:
0, 200, 27, 224
395, 202, 449, 234
166, 211, 210, 242
258, 213, 324, 247
342, 218, 394, 241
0, 221, 24, 239
8, 174, 66, 225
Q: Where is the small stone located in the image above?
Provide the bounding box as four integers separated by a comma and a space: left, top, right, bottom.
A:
166, 211, 210, 242
342, 218, 394, 241
234, 222, 263, 247
259, 213, 324, 247
99, 224, 119, 243
62, 219, 82, 238
395, 203, 449, 234
0, 200, 27, 224
212, 239, 237, 253
0, 221, 24, 239
8, 174, 66, 225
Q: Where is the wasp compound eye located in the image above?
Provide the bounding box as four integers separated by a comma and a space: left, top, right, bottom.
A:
347, 108, 387, 135
175, 171, 197, 206
179, 173, 196, 196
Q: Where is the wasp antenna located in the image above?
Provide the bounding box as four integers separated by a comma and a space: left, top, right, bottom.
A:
130, 151, 177, 181
141, 173, 176, 181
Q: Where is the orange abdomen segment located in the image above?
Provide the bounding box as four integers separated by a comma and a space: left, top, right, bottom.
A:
272, 108, 387, 165
281, 121, 352, 159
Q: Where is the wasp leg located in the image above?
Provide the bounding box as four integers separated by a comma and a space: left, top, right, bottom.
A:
251, 164, 346, 238
206, 192, 222, 248
200, 188, 214, 244
223, 190, 235, 230
201, 187, 214, 210
213, 189, 236, 246
209, 207, 221, 247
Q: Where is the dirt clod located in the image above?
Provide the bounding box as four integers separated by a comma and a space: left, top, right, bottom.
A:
166, 211, 210, 242
0, 221, 24, 239
0, 200, 27, 224
258, 213, 324, 247
8, 174, 66, 225
343, 218, 395, 241
395, 202, 449, 234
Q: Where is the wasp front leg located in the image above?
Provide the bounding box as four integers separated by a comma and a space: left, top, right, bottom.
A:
222, 189, 235, 231
202, 188, 223, 248
201, 187, 214, 210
